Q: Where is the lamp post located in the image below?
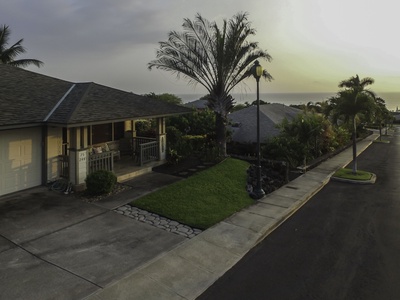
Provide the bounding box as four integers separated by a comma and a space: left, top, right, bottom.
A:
251, 60, 265, 199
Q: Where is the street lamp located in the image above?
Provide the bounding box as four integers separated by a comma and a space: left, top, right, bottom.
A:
250, 60, 265, 199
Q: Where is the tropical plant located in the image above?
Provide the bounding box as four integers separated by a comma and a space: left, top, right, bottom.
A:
263, 135, 308, 168
231, 102, 252, 112
167, 108, 216, 136
263, 112, 343, 168
148, 12, 272, 156
326, 75, 376, 174
135, 119, 156, 137
0, 25, 43, 68
374, 97, 392, 139
143, 92, 183, 105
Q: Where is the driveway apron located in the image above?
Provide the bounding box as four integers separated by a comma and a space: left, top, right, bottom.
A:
0, 186, 185, 300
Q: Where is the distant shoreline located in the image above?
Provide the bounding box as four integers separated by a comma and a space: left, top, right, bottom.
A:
177, 92, 400, 111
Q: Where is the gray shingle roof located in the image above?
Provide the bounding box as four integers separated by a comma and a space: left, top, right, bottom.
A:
0, 65, 73, 127
0, 65, 192, 128
228, 103, 302, 143
184, 99, 208, 110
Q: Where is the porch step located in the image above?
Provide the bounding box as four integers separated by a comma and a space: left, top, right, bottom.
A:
116, 161, 165, 183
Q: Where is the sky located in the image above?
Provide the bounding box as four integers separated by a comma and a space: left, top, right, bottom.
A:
2, 0, 400, 101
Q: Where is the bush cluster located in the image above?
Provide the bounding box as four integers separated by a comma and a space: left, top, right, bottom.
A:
85, 170, 117, 196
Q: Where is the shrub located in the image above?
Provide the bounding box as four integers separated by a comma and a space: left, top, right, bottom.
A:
166, 126, 183, 148
182, 135, 207, 152
201, 140, 221, 162
263, 135, 308, 168
167, 149, 182, 164
85, 170, 117, 196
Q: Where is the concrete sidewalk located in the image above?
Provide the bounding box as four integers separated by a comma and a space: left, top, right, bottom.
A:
87, 133, 380, 300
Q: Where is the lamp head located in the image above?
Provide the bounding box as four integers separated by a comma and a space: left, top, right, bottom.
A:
252, 60, 263, 79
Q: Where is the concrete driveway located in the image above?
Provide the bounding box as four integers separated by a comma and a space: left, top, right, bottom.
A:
0, 186, 185, 300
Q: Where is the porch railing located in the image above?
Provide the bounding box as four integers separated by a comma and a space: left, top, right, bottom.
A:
139, 141, 159, 166
58, 155, 69, 178
89, 151, 114, 174
84, 137, 158, 174
132, 137, 156, 151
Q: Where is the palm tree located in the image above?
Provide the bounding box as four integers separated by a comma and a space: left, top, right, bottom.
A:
329, 75, 376, 174
0, 25, 43, 68
148, 12, 272, 156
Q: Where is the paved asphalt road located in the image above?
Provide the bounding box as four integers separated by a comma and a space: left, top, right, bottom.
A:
198, 128, 400, 300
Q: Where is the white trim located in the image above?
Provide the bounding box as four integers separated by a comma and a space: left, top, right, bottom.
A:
43, 84, 76, 122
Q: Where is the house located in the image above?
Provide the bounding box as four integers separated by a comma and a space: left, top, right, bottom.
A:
184, 99, 208, 110
0, 65, 191, 197
228, 103, 302, 144
392, 112, 400, 123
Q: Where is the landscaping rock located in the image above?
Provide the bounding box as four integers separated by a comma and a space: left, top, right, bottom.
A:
114, 205, 202, 239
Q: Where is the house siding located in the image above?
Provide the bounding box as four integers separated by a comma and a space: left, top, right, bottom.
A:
46, 127, 63, 181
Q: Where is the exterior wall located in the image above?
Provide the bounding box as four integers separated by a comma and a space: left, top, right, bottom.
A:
157, 117, 167, 161
46, 127, 63, 181
0, 127, 42, 196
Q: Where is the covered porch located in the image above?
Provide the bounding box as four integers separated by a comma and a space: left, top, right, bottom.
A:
60, 117, 168, 189
113, 157, 165, 182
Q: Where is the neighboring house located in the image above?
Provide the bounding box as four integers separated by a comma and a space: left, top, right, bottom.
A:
228, 103, 302, 144
392, 112, 400, 123
0, 65, 191, 197
184, 99, 208, 110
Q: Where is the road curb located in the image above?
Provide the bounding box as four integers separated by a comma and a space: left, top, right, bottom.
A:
330, 172, 377, 185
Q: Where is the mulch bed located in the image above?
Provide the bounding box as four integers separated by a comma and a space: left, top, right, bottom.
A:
75, 183, 132, 203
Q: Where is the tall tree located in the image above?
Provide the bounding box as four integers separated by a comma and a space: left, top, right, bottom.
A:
148, 12, 272, 156
328, 75, 376, 174
0, 25, 43, 68
143, 92, 183, 105
374, 97, 392, 138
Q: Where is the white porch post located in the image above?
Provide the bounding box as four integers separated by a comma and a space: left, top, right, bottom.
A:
68, 127, 88, 191
157, 117, 167, 161
81, 126, 88, 148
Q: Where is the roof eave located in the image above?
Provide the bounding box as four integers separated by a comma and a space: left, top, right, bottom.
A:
47, 110, 193, 128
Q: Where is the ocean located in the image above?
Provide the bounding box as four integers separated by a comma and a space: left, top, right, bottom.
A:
177, 92, 400, 111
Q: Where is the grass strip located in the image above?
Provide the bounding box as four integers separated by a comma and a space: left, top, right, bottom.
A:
373, 139, 390, 144
333, 168, 373, 181
131, 158, 253, 230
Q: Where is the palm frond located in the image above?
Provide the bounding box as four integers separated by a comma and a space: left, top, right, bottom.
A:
148, 12, 272, 121
0, 24, 43, 67
9, 59, 43, 68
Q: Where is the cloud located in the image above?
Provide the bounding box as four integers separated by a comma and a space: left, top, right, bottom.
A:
1, 0, 399, 95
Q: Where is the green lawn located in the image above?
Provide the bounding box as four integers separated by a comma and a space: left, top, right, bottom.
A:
333, 168, 373, 181
131, 158, 254, 230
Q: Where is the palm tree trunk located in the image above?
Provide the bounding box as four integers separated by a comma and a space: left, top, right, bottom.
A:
352, 116, 357, 174
215, 113, 227, 157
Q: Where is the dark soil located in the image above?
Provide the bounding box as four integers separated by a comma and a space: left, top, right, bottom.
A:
246, 164, 289, 197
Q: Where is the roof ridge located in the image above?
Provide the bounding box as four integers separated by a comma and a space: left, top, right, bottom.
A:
64, 82, 93, 123
43, 84, 76, 121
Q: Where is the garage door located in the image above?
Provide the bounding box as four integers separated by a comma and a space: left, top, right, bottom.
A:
0, 128, 42, 197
